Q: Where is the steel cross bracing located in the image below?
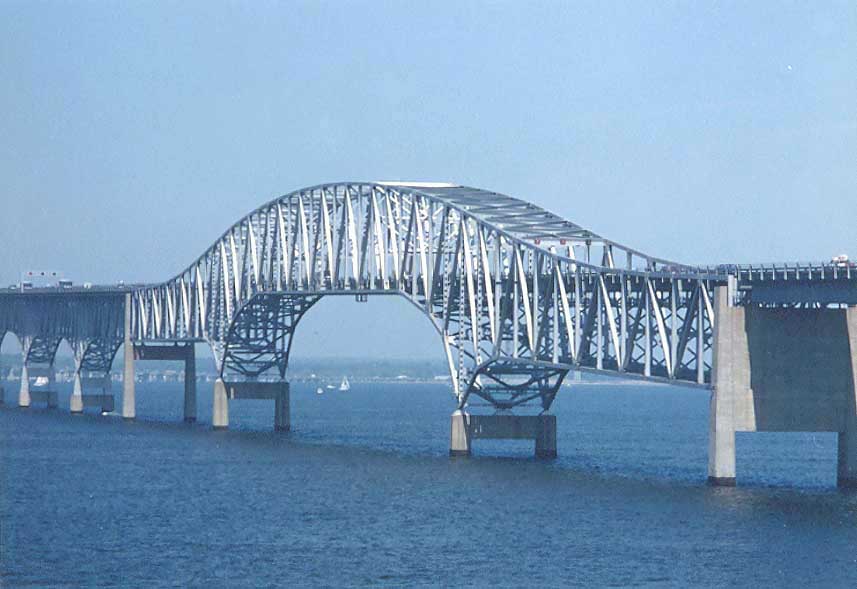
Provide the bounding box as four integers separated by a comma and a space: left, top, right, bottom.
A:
120, 182, 722, 412
0, 292, 125, 384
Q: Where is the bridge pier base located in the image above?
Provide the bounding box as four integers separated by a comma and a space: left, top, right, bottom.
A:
122, 294, 136, 420
18, 364, 30, 408
449, 412, 557, 458
450, 411, 470, 456
839, 307, 857, 488
70, 373, 84, 414
708, 286, 744, 486
211, 380, 290, 431
184, 347, 196, 423
274, 383, 290, 432
213, 378, 229, 429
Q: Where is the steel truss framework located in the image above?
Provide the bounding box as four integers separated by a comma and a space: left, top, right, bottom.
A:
119, 182, 724, 412
0, 293, 124, 383
3, 183, 855, 413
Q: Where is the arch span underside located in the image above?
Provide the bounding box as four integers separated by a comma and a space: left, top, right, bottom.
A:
0, 295, 125, 392
130, 182, 720, 412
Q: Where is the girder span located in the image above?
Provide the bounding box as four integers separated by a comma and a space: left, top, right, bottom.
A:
130, 182, 720, 410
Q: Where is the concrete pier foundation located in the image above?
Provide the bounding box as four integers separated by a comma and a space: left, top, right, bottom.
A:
184, 347, 197, 423
212, 380, 290, 431
450, 411, 470, 456
274, 383, 290, 432
708, 286, 742, 485
18, 364, 30, 408
132, 340, 198, 423
213, 378, 229, 429
840, 307, 857, 487
122, 294, 136, 420
70, 372, 84, 413
449, 412, 557, 458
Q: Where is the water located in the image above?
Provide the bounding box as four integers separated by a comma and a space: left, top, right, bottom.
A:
2, 381, 856, 587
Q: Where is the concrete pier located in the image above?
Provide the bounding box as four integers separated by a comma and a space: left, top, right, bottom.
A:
274, 383, 290, 432
708, 286, 857, 487
18, 364, 30, 408
70, 372, 83, 413
212, 380, 290, 431
839, 307, 857, 487
122, 293, 136, 420
212, 378, 229, 429
708, 286, 741, 485
131, 341, 197, 423
184, 347, 197, 423
450, 412, 557, 458
450, 411, 470, 456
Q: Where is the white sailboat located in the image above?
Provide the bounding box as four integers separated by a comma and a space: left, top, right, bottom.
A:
316, 386, 324, 395
339, 377, 350, 392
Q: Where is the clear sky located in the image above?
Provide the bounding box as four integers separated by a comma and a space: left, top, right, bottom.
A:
1, 1, 855, 359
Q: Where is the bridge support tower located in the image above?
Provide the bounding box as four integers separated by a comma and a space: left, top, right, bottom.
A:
709, 285, 857, 487
122, 293, 135, 420
131, 341, 197, 423
840, 307, 857, 487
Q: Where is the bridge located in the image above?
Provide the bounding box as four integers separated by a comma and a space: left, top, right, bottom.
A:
2, 182, 856, 486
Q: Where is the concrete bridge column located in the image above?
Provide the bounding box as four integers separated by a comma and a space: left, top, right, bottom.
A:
839, 307, 857, 487
274, 383, 290, 432
212, 378, 229, 429
122, 294, 135, 420
707, 285, 748, 486
450, 411, 471, 456
70, 372, 84, 413
534, 415, 558, 458
183, 346, 197, 423
18, 363, 30, 408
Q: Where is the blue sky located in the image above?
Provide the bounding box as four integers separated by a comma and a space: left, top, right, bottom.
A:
1, 1, 855, 358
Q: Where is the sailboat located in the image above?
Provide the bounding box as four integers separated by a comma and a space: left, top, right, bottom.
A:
316, 386, 324, 395
339, 376, 350, 392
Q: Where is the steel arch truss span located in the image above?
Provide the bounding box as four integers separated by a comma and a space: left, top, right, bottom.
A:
131, 182, 720, 410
